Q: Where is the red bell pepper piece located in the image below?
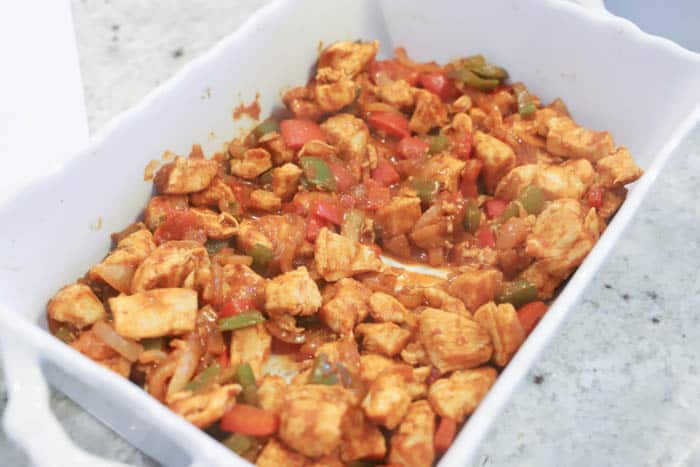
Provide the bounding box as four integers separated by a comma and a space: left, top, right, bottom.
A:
280, 119, 325, 150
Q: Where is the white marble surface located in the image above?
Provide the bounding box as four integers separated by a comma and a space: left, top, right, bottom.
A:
2, 1, 700, 466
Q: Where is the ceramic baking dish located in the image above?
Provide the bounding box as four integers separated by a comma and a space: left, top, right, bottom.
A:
2, 0, 699, 466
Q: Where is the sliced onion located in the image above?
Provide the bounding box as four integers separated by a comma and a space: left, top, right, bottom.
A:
167, 334, 203, 398
265, 320, 306, 344
92, 321, 144, 362
148, 358, 177, 402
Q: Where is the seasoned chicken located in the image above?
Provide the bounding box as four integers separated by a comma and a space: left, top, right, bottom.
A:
544, 116, 615, 162
70, 329, 131, 378
248, 189, 282, 212
427, 367, 497, 422
368, 291, 408, 323
422, 287, 470, 317
48, 283, 106, 329
271, 162, 303, 200
410, 89, 449, 134
189, 208, 238, 240
355, 322, 412, 357
229, 322, 271, 381
359, 353, 396, 385
230, 147, 273, 180
258, 375, 287, 414
109, 288, 198, 339
144, 195, 189, 230
375, 196, 422, 237
418, 307, 492, 374
474, 302, 525, 366
320, 114, 369, 178
265, 266, 321, 316
314, 228, 382, 281
596, 146, 643, 189
316, 79, 357, 113
341, 407, 387, 462
361, 364, 413, 429
320, 278, 372, 335
377, 79, 415, 108
189, 176, 236, 210
89, 228, 156, 293
256, 439, 308, 467
388, 400, 435, 467
154, 156, 218, 194
316, 40, 378, 82
130, 240, 209, 293
473, 131, 516, 193
447, 268, 503, 311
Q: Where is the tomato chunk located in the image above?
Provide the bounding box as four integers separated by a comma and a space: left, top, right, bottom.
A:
419, 72, 457, 100
587, 186, 604, 208
363, 179, 391, 211
367, 112, 411, 139
476, 225, 495, 248
310, 199, 343, 225
371, 157, 400, 186
484, 199, 508, 219
369, 59, 420, 86
434, 417, 458, 453
280, 119, 325, 150
306, 215, 331, 242
153, 211, 206, 244
460, 159, 483, 198
517, 301, 548, 334
220, 404, 279, 437
397, 136, 430, 159
328, 161, 356, 193
219, 298, 256, 318
450, 132, 473, 159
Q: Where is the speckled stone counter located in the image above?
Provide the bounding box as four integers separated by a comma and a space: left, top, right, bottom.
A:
2, 1, 699, 465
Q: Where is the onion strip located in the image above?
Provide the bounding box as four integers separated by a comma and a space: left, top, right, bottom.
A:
92, 321, 144, 362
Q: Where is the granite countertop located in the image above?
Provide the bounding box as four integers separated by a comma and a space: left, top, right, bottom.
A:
2, 1, 699, 466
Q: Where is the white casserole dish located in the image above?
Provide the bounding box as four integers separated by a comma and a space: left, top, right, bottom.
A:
2, 0, 700, 466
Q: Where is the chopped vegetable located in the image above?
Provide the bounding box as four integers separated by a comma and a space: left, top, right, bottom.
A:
205, 239, 229, 255
513, 83, 537, 117
280, 119, 325, 150
450, 68, 500, 92
484, 199, 508, 219
219, 298, 256, 318
499, 202, 520, 222
434, 417, 457, 453
257, 168, 274, 185
141, 337, 164, 350
397, 136, 430, 159
218, 311, 265, 332
497, 280, 538, 308
518, 186, 545, 214
299, 156, 337, 191
310, 353, 339, 385
363, 179, 392, 211
310, 199, 343, 225
236, 362, 259, 405
221, 404, 279, 436
93, 321, 144, 361
185, 362, 221, 392
372, 157, 400, 186
410, 178, 440, 205
463, 200, 481, 234
470, 63, 508, 80
450, 132, 473, 159
419, 72, 457, 100
341, 208, 365, 242
476, 225, 496, 248
253, 118, 280, 139
517, 301, 548, 334
248, 243, 274, 274
305, 214, 331, 242
221, 433, 257, 458
367, 111, 411, 139
428, 134, 450, 154
460, 159, 483, 198
55, 326, 75, 344
328, 161, 356, 192
587, 186, 604, 208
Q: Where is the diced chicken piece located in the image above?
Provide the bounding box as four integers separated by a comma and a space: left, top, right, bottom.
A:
316, 40, 378, 82
307, 454, 344, 467
48, 283, 106, 329
407, 366, 430, 400
494, 164, 538, 201
144, 195, 189, 230
450, 96, 473, 113
279, 384, 352, 458
427, 367, 497, 422
321, 114, 369, 178
451, 243, 499, 268
596, 146, 643, 189
248, 189, 282, 212
130, 240, 209, 293
361, 364, 412, 429
154, 156, 218, 194
220, 263, 266, 306
109, 288, 198, 339
418, 307, 492, 374
314, 228, 382, 281
315, 78, 357, 113
375, 196, 422, 237
442, 112, 473, 139
265, 266, 321, 316
422, 287, 470, 317
236, 218, 274, 252
168, 383, 240, 428
229, 323, 271, 381
230, 147, 272, 180
377, 79, 415, 108
545, 116, 615, 162
355, 322, 411, 357
383, 234, 412, 258
70, 329, 132, 378
388, 400, 435, 467
473, 131, 516, 193
272, 162, 303, 200
262, 132, 297, 165
189, 176, 235, 209
315, 338, 362, 376
369, 292, 408, 323
400, 340, 430, 366
420, 154, 466, 192
258, 375, 287, 414
409, 89, 449, 134
189, 208, 238, 240
282, 86, 325, 122
89, 228, 156, 293
359, 353, 396, 385
320, 278, 371, 335
535, 159, 595, 200
341, 407, 387, 462
474, 302, 525, 366
256, 439, 308, 467
447, 268, 503, 311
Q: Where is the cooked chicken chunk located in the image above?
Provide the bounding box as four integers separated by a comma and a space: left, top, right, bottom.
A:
494, 164, 537, 201
230, 147, 272, 180
410, 89, 448, 134
369, 292, 408, 323
89, 228, 156, 293
321, 114, 369, 178
355, 322, 411, 357
474, 302, 525, 366
361, 364, 413, 429
359, 353, 396, 385
341, 407, 387, 462
418, 307, 492, 374
447, 268, 503, 311
258, 375, 287, 414
229, 322, 271, 381
473, 131, 516, 193
536, 159, 595, 200
188, 208, 238, 240
595, 146, 643, 189
154, 156, 218, 194
388, 400, 435, 467
271, 162, 303, 200
189, 176, 235, 209
265, 266, 321, 316
422, 287, 470, 317
420, 154, 466, 193
375, 196, 422, 237
316, 40, 378, 82
278, 384, 351, 458
130, 240, 209, 293
144, 195, 189, 230
48, 283, 106, 329
168, 383, 240, 428
316, 79, 357, 113
248, 189, 282, 212
427, 367, 497, 422
544, 116, 615, 162
377, 79, 415, 108
314, 228, 382, 281
109, 288, 198, 339
315, 338, 362, 377
400, 340, 430, 366
256, 439, 308, 467
70, 329, 132, 378
320, 278, 371, 335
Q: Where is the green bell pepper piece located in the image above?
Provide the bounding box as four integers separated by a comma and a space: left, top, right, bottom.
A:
299, 157, 336, 191
218, 311, 265, 332
496, 280, 538, 308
